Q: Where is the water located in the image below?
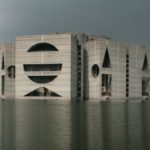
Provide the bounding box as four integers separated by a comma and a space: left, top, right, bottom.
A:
0, 100, 150, 150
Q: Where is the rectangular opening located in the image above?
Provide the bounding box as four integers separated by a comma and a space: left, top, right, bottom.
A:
126, 54, 129, 58
142, 77, 149, 96
126, 59, 129, 63
102, 74, 112, 96
77, 45, 81, 50
24, 64, 62, 71
126, 83, 129, 87
126, 74, 129, 78
1, 76, 5, 95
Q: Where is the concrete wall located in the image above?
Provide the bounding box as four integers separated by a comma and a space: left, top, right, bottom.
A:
85, 37, 150, 100
0, 43, 15, 99
0, 32, 150, 101
15, 33, 76, 100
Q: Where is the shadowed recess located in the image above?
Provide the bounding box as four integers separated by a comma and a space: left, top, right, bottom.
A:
28, 76, 57, 84
1, 53, 5, 70
24, 64, 62, 71
24, 87, 62, 97
7, 65, 15, 78
28, 43, 58, 52
142, 54, 149, 71
102, 48, 111, 68
92, 64, 99, 78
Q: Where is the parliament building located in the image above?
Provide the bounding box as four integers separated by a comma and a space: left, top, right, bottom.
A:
0, 33, 150, 101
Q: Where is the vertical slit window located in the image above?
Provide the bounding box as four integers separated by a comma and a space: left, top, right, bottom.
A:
126, 53, 129, 97
2, 54, 5, 70
1, 76, 5, 95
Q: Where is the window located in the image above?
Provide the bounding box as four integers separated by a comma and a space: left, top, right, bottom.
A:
92, 64, 100, 78
102, 48, 111, 68
28, 43, 58, 52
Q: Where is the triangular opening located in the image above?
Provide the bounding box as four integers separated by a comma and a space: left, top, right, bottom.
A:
25, 87, 62, 97
102, 48, 111, 68
2, 54, 5, 70
142, 54, 149, 71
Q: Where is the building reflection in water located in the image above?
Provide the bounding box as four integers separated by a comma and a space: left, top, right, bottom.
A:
141, 102, 150, 150
70, 101, 88, 150
1, 100, 16, 150
1, 100, 71, 150
0, 101, 150, 150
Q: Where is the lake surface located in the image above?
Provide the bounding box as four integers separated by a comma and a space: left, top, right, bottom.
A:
0, 100, 150, 150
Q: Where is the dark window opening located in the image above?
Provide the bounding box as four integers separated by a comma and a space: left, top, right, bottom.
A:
142, 77, 149, 96
92, 64, 100, 78
7, 66, 15, 78
126, 59, 129, 63
102, 48, 111, 68
77, 45, 81, 50
78, 93, 81, 97
2, 54, 5, 70
102, 74, 112, 96
24, 64, 62, 71
28, 43, 58, 52
1, 76, 5, 95
77, 87, 81, 91
25, 87, 62, 97
28, 76, 57, 84
142, 54, 149, 71
126, 53, 129, 98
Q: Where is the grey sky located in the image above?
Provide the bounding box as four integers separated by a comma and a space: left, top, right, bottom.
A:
0, 0, 150, 45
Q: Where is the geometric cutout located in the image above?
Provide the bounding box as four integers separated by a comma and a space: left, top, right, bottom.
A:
24, 64, 62, 71
91, 64, 99, 78
102, 48, 111, 68
1, 75, 5, 95
102, 74, 112, 96
24, 87, 62, 97
7, 66, 15, 78
27, 76, 57, 84
28, 43, 58, 52
2, 53, 5, 70
142, 54, 149, 71
142, 77, 149, 96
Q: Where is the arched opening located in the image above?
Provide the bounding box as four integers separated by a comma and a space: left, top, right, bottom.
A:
7, 66, 15, 78
28, 43, 58, 52
92, 64, 99, 78
28, 76, 57, 84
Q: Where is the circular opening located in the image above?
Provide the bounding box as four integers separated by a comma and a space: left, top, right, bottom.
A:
92, 64, 99, 78
7, 66, 15, 78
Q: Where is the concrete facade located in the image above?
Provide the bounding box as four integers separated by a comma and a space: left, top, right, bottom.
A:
0, 33, 150, 100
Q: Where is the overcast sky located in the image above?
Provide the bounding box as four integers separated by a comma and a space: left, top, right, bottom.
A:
0, 0, 150, 45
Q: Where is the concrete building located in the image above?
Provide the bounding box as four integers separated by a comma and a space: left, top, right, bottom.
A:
0, 33, 150, 100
